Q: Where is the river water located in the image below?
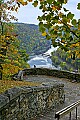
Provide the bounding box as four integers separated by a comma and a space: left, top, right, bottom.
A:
28, 45, 58, 69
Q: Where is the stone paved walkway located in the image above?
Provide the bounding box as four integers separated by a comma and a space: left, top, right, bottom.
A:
24, 75, 80, 120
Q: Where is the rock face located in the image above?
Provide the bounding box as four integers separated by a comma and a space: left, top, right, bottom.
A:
0, 83, 64, 120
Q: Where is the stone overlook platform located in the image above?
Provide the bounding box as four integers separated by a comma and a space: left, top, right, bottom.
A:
0, 68, 80, 120
23, 68, 80, 120
25, 75, 80, 120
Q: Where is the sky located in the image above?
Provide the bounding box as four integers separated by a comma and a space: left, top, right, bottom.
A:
12, 0, 80, 25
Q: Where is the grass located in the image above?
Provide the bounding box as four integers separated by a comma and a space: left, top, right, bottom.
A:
0, 79, 41, 94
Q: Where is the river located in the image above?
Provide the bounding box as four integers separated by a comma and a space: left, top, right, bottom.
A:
28, 45, 59, 69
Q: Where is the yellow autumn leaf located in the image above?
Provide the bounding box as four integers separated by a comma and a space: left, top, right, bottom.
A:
64, 0, 68, 4
64, 44, 67, 46
1, 46, 7, 49
17, 0, 23, 3
2, 42, 6, 46
68, 50, 71, 53
5, 38, 10, 41
52, 6, 56, 11
13, 50, 18, 54
42, 32, 47, 36
78, 25, 80, 30
14, 60, 19, 64
70, 44, 77, 48
1, 35, 5, 39
15, 7, 18, 12
67, 19, 70, 23
58, 12, 64, 18
61, 40, 65, 43
40, 0, 44, 2
58, 20, 62, 24
22, 1, 28, 5
28, 0, 33, 2
75, 42, 80, 47
43, 6, 47, 11
77, 54, 80, 58
68, 24, 72, 28
0, 54, 5, 57
17, 0, 28, 5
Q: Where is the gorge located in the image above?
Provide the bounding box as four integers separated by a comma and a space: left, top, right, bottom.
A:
28, 45, 59, 69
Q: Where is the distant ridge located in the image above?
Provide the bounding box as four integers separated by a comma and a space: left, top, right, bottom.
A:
14, 23, 51, 55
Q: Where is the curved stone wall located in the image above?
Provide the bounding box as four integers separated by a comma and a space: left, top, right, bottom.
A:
0, 83, 64, 120
23, 68, 80, 82
1, 68, 79, 120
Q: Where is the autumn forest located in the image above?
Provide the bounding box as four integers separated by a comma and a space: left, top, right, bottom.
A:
0, 0, 80, 81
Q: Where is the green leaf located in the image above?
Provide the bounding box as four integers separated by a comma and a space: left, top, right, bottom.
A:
39, 5, 43, 9
52, 41, 58, 47
63, 7, 69, 12
46, 34, 51, 40
47, 0, 53, 4
32, 1, 38, 7
67, 12, 74, 19
77, 3, 80, 10
64, 0, 68, 4
39, 22, 45, 32
78, 19, 80, 24
44, 24, 50, 29
39, 22, 43, 27
37, 16, 42, 21
46, 15, 51, 21
55, 16, 59, 20
62, 18, 68, 23
71, 19, 77, 25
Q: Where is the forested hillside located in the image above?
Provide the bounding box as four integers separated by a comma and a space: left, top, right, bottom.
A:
14, 23, 51, 55
51, 48, 80, 72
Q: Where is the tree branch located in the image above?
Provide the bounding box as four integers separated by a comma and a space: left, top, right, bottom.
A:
63, 22, 79, 39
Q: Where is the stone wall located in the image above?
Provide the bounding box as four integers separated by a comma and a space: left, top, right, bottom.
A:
0, 83, 64, 120
23, 68, 80, 82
